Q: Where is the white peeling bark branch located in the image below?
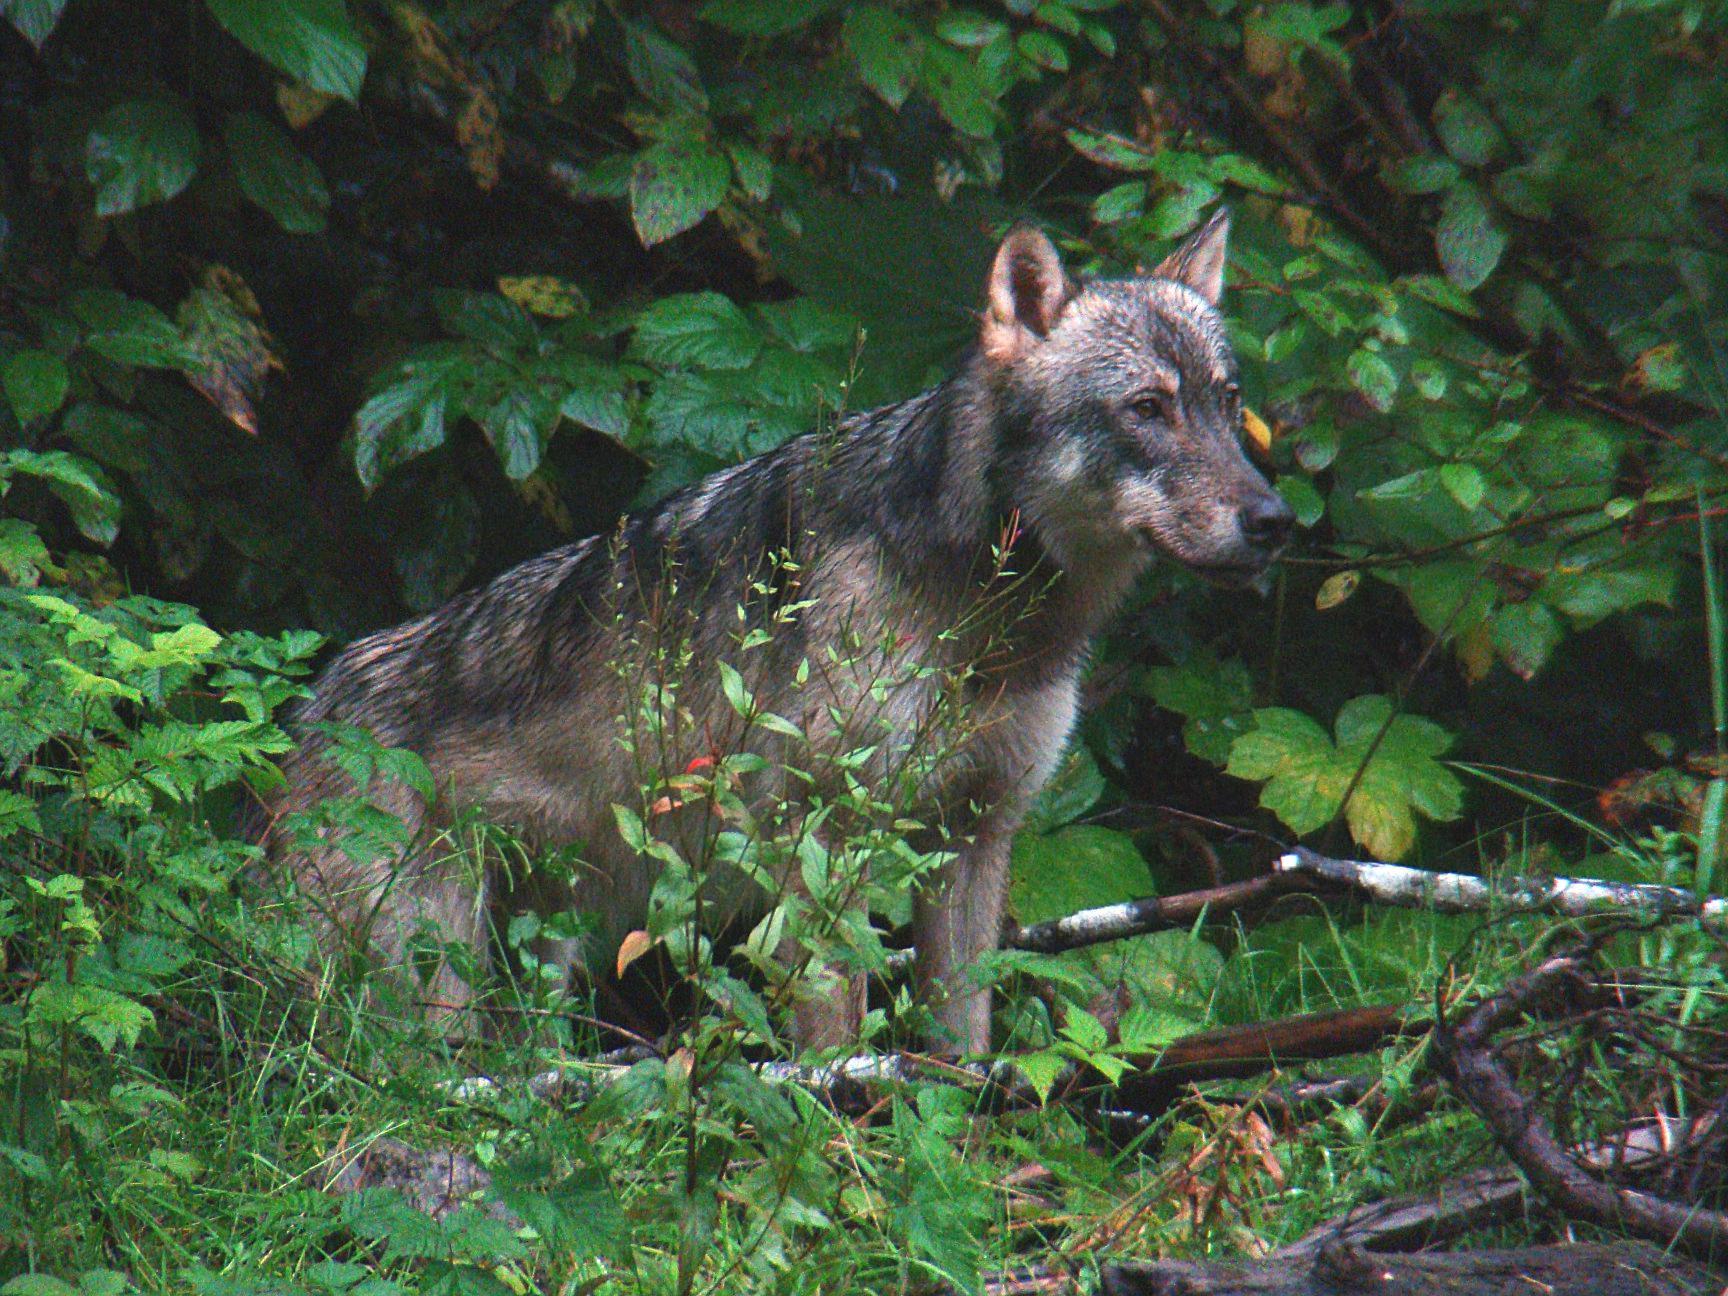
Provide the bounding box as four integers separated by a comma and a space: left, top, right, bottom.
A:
1276, 848, 1727, 927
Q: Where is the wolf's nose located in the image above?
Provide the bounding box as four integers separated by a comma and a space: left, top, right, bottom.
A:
1239, 493, 1295, 550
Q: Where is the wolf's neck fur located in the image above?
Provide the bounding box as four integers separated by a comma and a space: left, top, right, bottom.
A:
818, 359, 1147, 685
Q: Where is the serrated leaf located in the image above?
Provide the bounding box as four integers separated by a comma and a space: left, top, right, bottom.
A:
844, 5, 923, 109
177, 265, 281, 435
225, 112, 329, 233
4, 350, 69, 423
86, 99, 200, 217
629, 138, 731, 247
634, 292, 760, 369
497, 275, 586, 318
204, 0, 367, 102
5, 449, 122, 544
1436, 183, 1507, 292
623, 20, 706, 110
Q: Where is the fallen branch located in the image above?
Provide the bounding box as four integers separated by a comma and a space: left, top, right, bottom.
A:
1101, 1241, 1722, 1296
1277, 848, 1728, 927
1435, 954, 1728, 1261
1009, 871, 1322, 954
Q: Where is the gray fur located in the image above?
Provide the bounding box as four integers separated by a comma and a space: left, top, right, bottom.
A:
267, 212, 1292, 1055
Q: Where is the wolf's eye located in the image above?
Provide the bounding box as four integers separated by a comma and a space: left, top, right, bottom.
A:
1128, 392, 1172, 422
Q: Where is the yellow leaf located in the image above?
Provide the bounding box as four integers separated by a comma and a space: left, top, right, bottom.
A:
1277, 204, 1318, 247
498, 275, 587, 319
1315, 570, 1359, 611
276, 82, 334, 130
177, 264, 283, 436
1456, 621, 1494, 684
615, 928, 655, 979
1242, 406, 1273, 455
457, 87, 503, 190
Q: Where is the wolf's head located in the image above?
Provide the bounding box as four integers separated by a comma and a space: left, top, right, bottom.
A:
980, 211, 1292, 586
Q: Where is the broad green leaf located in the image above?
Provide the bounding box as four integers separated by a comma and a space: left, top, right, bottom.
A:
1346, 348, 1397, 413
478, 388, 555, 480
224, 112, 329, 233
1, 0, 67, 47
3, 350, 69, 423
550, 354, 628, 438
1226, 697, 1462, 859
623, 20, 706, 110
352, 351, 460, 489
844, 5, 923, 109
86, 100, 200, 217
69, 290, 191, 368
634, 293, 761, 369
1022, 744, 1106, 833
1016, 30, 1068, 71
920, 41, 996, 138
4, 449, 122, 544
935, 11, 1009, 46
1432, 90, 1503, 168
204, 0, 367, 102
629, 139, 731, 247
0, 518, 52, 585
1064, 127, 1157, 172
1010, 825, 1154, 924
1439, 462, 1486, 511
1436, 183, 1507, 292
1146, 655, 1255, 765
1489, 600, 1564, 680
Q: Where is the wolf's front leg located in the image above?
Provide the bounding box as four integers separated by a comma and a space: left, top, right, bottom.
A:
913, 829, 1012, 1056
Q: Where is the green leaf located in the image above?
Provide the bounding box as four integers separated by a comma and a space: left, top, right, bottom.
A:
1010, 825, 1155, 924
1436, 183, 1507, 292
920, 42, 996, 138
1439, 462, 1485, 511
935, 11, 1009, 46
1346, 348, 1397, 413
1022, 744, 1106, 833
844, 5, 923, 109
478, 388, 555, 480
69, 290, 191, 368
1016, 30, 1069, 71
224, 112, 330, 233
634, 292, 761, 369
352, 352, 459, 489
1064, 127, 1157, 172
624, 20, 707, 110
1432, 90, 1504, 168
204, 0, 367, 102
1, 0, 68, 48
629, 138, 731, 247
1489, 600, 1564, 680
1146, 655, 1255, 765
4, 350, 69, 423
550, 354, 628, 438
1226, 697, 1462, 859
4, 449, 122, 544
1383, 155, 1459, 195
85, 100, 200, 217
3, 1276, 81, 1296
0, 518, 52, 585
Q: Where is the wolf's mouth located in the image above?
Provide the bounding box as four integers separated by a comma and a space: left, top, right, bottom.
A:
1135, 529, 1277, 588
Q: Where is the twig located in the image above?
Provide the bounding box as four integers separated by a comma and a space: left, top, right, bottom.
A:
1277, 848, 1728, 927
1435, 955, 1728, 1261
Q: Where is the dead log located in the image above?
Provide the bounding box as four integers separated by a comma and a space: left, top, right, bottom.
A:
1100, 1242, 1722, 1296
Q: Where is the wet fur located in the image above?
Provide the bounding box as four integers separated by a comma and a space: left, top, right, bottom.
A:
268, 211, 1290, 1054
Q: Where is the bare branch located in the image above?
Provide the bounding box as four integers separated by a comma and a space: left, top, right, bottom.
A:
1277, 848, 1728, 927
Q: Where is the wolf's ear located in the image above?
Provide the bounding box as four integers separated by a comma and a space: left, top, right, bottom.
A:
982, 226, 1075, 362
1153, 208, 1230, 305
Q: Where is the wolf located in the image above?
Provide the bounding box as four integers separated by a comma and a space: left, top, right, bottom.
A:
267, 209, 1293, 1056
